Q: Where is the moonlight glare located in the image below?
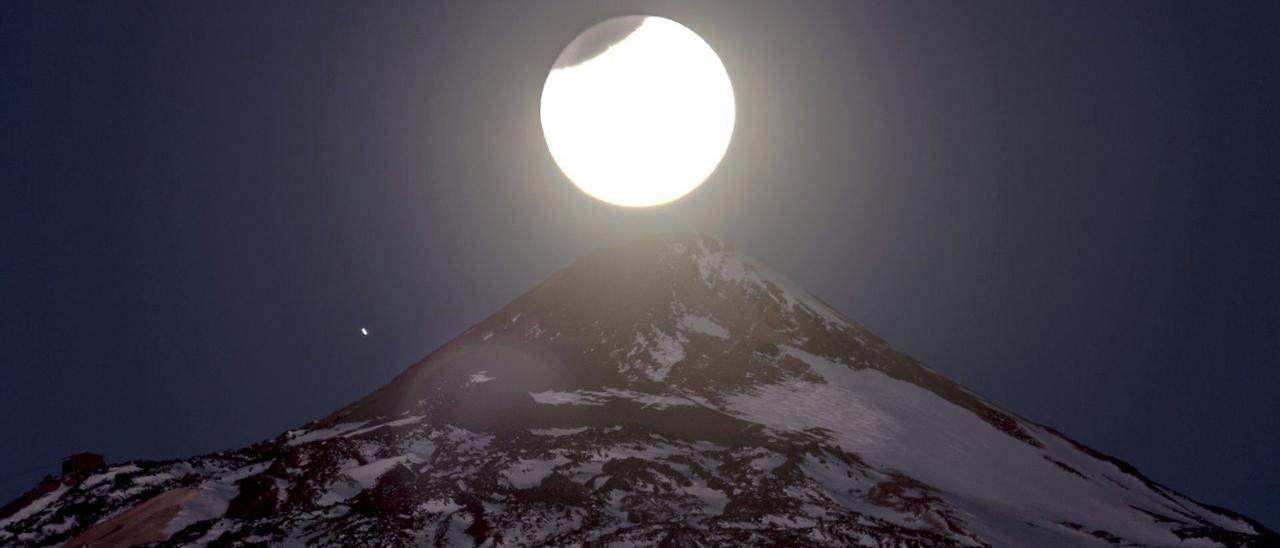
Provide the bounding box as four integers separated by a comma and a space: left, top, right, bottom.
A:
540, 16, 735, 207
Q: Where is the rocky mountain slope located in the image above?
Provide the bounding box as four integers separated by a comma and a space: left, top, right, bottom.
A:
3, 234, 1275, 546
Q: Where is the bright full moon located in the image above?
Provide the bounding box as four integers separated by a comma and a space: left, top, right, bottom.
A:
540, 16, 735, 207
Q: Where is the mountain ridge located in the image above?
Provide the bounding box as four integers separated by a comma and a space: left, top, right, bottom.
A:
2, 233, 1274, 546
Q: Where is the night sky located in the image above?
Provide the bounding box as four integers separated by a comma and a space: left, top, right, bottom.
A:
3, 1, 1277, 529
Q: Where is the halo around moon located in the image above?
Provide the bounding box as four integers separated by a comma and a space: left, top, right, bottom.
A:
540, 16, 735, 208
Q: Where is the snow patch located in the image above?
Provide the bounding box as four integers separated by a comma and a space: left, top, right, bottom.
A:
529, 427, 590, 437
163, 481, 235, 535
501, 456, 570, 489
405, 439, 436, 463
0, 484, 67, 529
678, 313, 730, 339
466, 371, 496, 386
287, 421, 370, 446
728, 346, 1240, 547
345, 456, 412, 489
530, 390, 606, 406
624, 327, 685, 382
79, 464, 141, 490
318, 478, 362, 507
690, 238, 849, 328
529, 389, 694, 409
343, 416, 424, 438
157, 461, 268, 535
418, 499, 464, 514
525, 323, 545, 339
621, 390, 695, 409
749, 452, 787, 472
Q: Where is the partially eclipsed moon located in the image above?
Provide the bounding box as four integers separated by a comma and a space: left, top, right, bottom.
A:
540, 16, 735, 208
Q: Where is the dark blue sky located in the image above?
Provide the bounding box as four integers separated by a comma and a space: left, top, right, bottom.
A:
3, 0, 1277, 529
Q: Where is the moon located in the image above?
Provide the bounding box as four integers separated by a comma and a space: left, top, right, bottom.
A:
540, 16, 735, 208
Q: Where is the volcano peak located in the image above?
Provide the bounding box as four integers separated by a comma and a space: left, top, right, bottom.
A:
4, 234, 1274, 546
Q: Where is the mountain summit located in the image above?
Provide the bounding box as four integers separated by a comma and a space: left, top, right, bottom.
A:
3, 234, 1275, 546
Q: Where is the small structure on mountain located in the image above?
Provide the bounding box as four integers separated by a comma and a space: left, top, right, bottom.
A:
61, 452, 105, 476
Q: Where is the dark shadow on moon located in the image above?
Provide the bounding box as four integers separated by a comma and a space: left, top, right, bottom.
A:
552, 16, 647, 70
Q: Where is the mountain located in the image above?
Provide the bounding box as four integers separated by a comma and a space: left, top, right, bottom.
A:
3, 234, 1275, 547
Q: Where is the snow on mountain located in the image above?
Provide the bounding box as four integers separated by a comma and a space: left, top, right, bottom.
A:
2, 233, 1275, 546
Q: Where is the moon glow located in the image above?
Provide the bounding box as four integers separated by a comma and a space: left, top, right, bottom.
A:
540, 16, 735, 207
